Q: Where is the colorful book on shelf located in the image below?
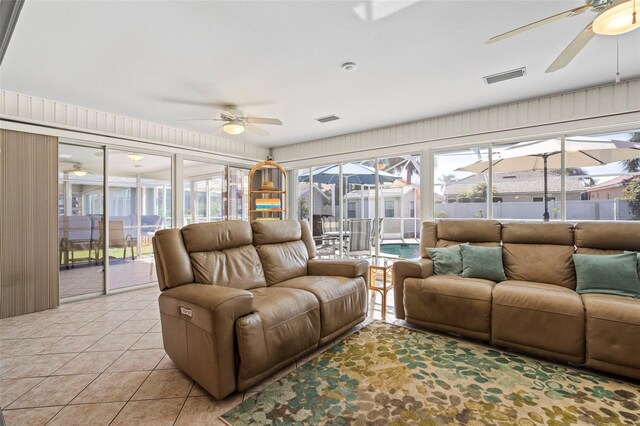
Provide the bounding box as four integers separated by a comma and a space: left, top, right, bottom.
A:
255, 198, 281, 210
256, 217, 281, 221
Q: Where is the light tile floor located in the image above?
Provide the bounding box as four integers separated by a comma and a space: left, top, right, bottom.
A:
0, 284, 392, 425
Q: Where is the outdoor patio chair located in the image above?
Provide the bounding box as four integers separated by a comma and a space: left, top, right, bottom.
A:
345, 218, 373, 257
59, 215, 93, 268
321, 215, 339, 233
95, 220, 136, 263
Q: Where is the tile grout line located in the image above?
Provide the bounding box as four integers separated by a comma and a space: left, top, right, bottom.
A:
1, 295, 155, 419
107, 353, 172, 426
172, 381, 196, 425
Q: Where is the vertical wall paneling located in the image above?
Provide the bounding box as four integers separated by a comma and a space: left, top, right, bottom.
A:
274, 79, 640, 165
0, 90, 269, 161
0, 130, 59, 318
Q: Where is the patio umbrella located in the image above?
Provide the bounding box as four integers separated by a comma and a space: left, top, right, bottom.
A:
457, 137, 640, 221
298, 163, 397, 185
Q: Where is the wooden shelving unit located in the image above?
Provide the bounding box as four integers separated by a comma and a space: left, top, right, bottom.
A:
249, 160, 287, 220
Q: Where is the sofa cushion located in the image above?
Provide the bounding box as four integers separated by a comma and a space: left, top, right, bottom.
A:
275, 275, 367, 342
491, 281, 584, 363
256, 240, 308, 285
582, 294, 640, 378
404, 275, 494, 340
503, 243, 576, 289
574, 252, 640, 298
190, 245, 266, 290
181, 221, 253, 253
575, 221, 640, 252
427, 245, 463, 276
252, 220, 301, 245
502, 222, 574, 246
625, 251, 640, 276
235, 287, 320, 388
460, 245, 506, 282
436, 219, 501, 243
501, 222, 576, 289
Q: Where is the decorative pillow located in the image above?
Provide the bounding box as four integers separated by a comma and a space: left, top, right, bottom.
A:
574, 252, 640, 298
427, 245, 463, 276
624, 251, 640, 277
460, 245, 507, 282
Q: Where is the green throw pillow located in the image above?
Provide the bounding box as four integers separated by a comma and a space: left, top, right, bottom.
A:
460, 245, 507, 282
427, 245, 463, 276
574, 252, 640, 298
624, 251, 640, 277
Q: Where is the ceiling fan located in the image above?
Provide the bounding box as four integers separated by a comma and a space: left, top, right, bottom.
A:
178, 106, 282, 136
61, 162, 92, 177
487, 0, 639, 73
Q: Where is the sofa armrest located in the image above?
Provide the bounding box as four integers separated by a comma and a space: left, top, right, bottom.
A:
307, 258, 369, 282
158, 284, 253, 399
392, 258, 434, 320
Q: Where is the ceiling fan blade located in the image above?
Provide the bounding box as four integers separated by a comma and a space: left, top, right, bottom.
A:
176, 118, 227, 122
245, 117, 282, 125
246, 124, 270, 136
486, 4, 590, 44
546, 22, 595, 73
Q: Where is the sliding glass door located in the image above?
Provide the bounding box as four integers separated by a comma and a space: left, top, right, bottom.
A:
107, 150, 172, 291
58, 144, 105, 299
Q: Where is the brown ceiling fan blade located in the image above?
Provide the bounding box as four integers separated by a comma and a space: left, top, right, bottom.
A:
246, 124, 270, 136
245, 117, 282, 125
486, 4, 590, 44
545, 22, 595, 73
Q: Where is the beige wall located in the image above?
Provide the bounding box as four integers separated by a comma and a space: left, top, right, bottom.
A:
0, 130, 59, 318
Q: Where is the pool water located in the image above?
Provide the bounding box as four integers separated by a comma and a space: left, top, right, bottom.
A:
380, 243, 420, 259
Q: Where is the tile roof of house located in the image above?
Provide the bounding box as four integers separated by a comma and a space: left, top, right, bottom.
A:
586, 175, 638, 192
443, 171, 586, 196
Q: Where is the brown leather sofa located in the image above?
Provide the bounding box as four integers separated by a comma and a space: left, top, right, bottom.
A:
152, 219, 368, 399
393, 219, 640, 380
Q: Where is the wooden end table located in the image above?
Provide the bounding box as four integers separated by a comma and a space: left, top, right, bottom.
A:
368, 255, 396, 320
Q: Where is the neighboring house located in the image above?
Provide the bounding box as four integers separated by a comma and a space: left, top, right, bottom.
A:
586, 175, 637, 200
443, 171, 586, 202
343, 185, 419, 219
298, 183, 333, 217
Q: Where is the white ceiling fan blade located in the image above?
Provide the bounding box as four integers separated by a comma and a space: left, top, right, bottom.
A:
486, 4, 590, 44
246, 124, 270, 136
176, 118, 226, 122
245, 117, 282, 125
546, 22, 595, 73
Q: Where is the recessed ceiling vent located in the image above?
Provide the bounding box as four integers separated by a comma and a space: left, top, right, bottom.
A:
316, 115, 340, 123
483, 67, 526, 85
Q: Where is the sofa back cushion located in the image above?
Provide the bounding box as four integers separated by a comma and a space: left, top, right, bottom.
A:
252, 220, 309, 285
153, 228, 194, 291
190, 246, 266, 290
575, 221, 640, 255
502, 222, 576, 289
182, 221, 266, 290
420, 220, 501, 259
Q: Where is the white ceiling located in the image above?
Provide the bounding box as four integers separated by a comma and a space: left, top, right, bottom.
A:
1, 1, 639, 148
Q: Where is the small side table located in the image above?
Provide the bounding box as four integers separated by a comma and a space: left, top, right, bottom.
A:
368, 255, 396, 320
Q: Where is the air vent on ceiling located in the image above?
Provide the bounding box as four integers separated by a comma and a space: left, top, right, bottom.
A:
316, 115, 340, 123
483, 67, 526, 85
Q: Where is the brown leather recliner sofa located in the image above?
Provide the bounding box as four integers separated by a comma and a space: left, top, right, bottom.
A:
393, 219, 640, 380
152, 219, 368, 399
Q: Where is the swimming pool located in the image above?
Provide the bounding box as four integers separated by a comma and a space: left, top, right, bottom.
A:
380, 243, 420, 259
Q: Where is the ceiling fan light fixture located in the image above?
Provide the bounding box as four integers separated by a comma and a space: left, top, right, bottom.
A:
73, 169, 87, 177
223, 121, 245, 135
127, 153, 144, 162
593, 1, 639, 35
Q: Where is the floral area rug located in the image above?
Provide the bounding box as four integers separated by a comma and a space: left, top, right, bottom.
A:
221, 321, 640, 425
